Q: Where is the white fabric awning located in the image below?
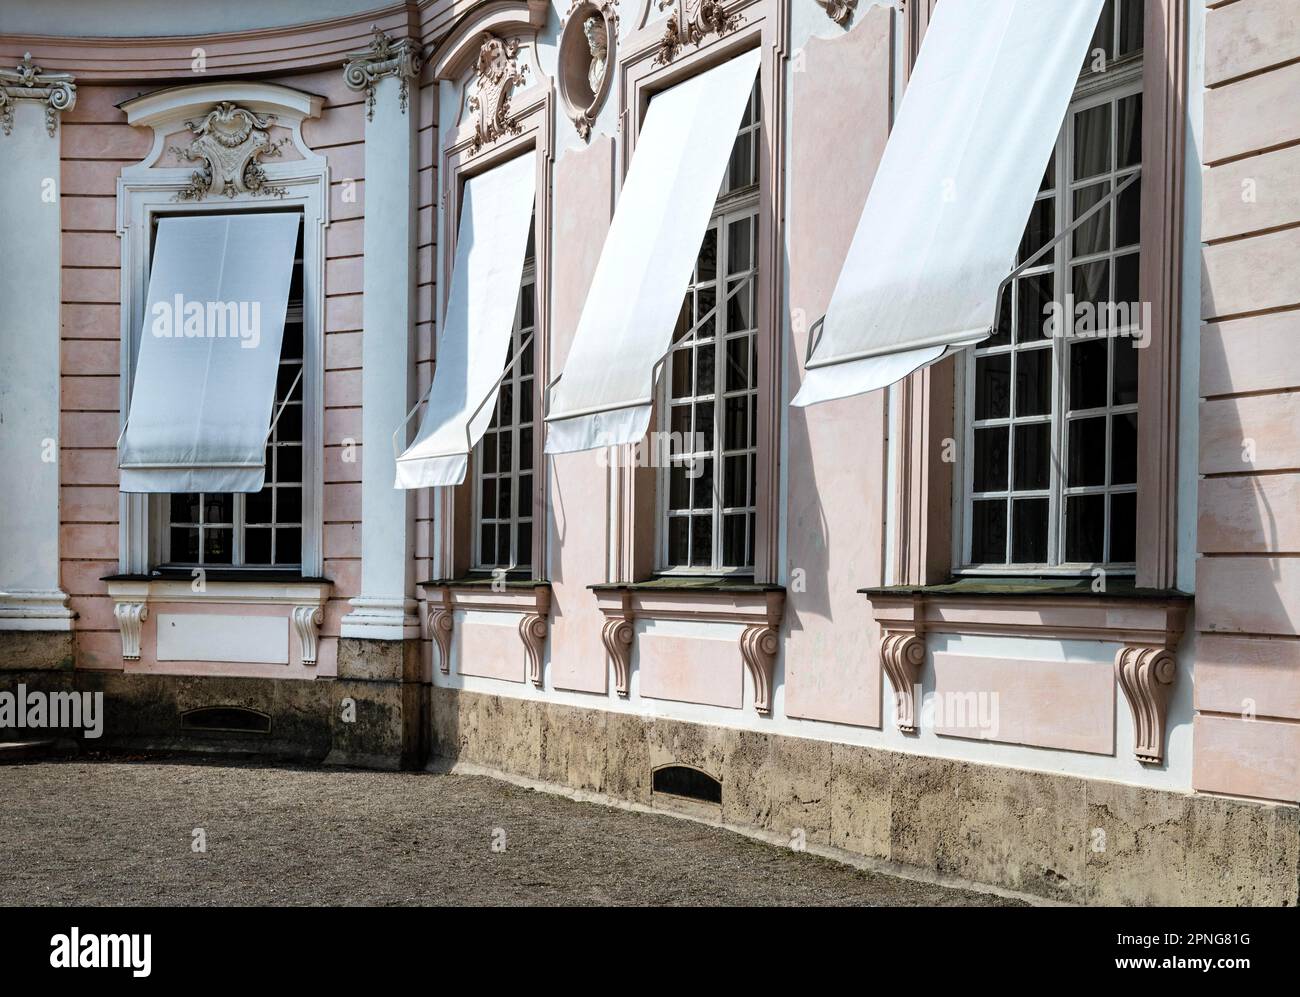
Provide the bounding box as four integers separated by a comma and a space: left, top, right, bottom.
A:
395, 151, 537, 488
544, 48, 762, 454
119, 213, 300, 493
793, 0, 1106, 407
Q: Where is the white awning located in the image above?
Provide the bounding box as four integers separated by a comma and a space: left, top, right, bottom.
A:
793, 0, 1106, 406
395, 151, 537, 488
119, 213, 300, 493
544, 48, 762, 454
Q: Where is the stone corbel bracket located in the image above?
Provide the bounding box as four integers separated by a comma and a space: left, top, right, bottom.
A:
344, 24, 424, 120
419, 581, 552, 683
291, 605, 324, 666
113, 602, 148, 660
0, 52, 76, 137
868, 593, 926, 734
593, 585, 786, 713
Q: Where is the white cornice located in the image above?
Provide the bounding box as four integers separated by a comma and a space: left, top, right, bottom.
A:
119, 81, 323, 130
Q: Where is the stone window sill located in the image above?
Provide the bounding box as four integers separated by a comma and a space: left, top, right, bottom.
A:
589, 580, 786, 713
861, 578, 1192, 765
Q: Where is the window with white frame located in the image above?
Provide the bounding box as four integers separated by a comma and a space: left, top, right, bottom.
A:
658, 83, 761, 574
962, 0, 1143, 573
472, 225, 537, 572
159, 216, 306, 569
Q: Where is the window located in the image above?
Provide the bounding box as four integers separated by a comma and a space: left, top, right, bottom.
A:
160, 219, 305, 569
472, 226, 536, 573
658, 83, 760, 574
962, 8, 1142, 572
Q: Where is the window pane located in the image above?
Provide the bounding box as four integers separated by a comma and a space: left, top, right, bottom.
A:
970, 500, 1008, 564
1073, 103, 1111, 180
1018, 198, 1055, 265
171, 527, 200, 562
973, 427, 1009, 492
723, 454, 747, 508
497, 477, 512, 520
723, 514, 747, 567
277, 445, 302, 482
1113, 337, 1139, 405
481, 431, 497, 474
690, 515, 712, 567
1111, 412, 1138, 485
728, 217, 752, 273
1017, 272, 1055, 345
1065, 494, 1106, 563
1072, 183, 1112, 258
1068, 417, 1108, 487
725, 336, 749, 391
697, 228, 717, 281
516, 523, 532, 569
517, 473, 532, 518
668, 517, 689, 566
724, 396, 748, 451
669, 463, 691, 509
990, 284, 1012, 347
1015, 347, 1052, 417
672, 346, 692, 396
1070, 340, 1108, 411
1011, 498, 1049, 564
480, 478, 496, 520
277, 486, 301, 524
204, 527, 233, 564
974, 353, 1011, 420
1117, 93, 1142, 167
479, 523, 494, 564
277, 403, 303, 444
275, 527, 301, 566
244, 527, 272, 565
1113, 252, 1140, 321
496, 524, 511, 566
1110, 492, 1137, 562
171, 494, 199, 524
1013, 423, 1051, 491
205, 493, 234, 525
692, 458, 714, 510
1115, 182, 1141, 249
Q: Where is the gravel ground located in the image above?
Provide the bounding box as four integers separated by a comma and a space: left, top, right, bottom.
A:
0, 758, 1023, 906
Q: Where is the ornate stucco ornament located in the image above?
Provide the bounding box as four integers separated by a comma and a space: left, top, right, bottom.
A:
469, 33, 526, 155
653, 0, 742, 67
0, 52, 76, 137
559, 0, 620, 141
166, 101, 291, 202
344, 25, 423, 121
813, 0, 857, 28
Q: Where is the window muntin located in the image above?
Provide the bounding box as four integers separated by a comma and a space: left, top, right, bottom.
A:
963, 53, 1142, 573
472, 228, 537, 573
658, 84, 760, 574
161, 220, 305, 569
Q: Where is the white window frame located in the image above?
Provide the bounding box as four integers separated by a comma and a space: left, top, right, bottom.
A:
955, 55, 1144, 577
115, 86, 329, 577
471, 256, 537, 574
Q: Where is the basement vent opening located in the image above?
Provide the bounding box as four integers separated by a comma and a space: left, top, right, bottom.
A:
652, 765, 722, 805
180, 707, 271, 735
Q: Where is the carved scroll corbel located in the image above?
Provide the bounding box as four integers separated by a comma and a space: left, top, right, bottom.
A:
427, 588, 454, 675
739, 624, 779, 715
881, 630, 926, 734
1115, 645, 1176, 764
113, 603, 147, 661
518, 585, 551, 688
599, 594, 635, 697
292, 605, 324, 665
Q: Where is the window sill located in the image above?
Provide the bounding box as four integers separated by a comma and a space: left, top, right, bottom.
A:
417, 580, 552, 685
590, 580, 785, 713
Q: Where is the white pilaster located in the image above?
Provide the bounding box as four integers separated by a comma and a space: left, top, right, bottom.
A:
340, 30, 423, 641
0, 60, 76, 632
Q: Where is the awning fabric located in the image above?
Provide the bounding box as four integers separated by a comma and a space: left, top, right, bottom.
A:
793, 0, 1106, 406
119, 213, 300, 493
545, 48, 762, 454
395, 151, 537, 488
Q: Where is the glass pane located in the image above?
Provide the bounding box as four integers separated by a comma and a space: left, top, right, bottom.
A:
724, 454, 746, 508
205, 493, 234, 525
690, 515, 712, 567
726, 279, 752, 333
277, 486, 301, 524
723, 514, 747, 567
669, 463, 691, 509
1111, 412, 1138, 485
244, 527, 272, 565
498, 431, 513, 474
970, 499, 1008, 564
1016, 272, 1054, 344
1072, 183, 1112, 257
480, 479, 496, 519
724, 396, 748, 450
1040, 151, 1056, 193
275, 527, 301, 566
728, 217, 752, 273
247, 487, 273, 526
519, 381, 533, 426
692, 458, 714, 511
696, 287, 716, 341
518, 473, 532, 518
990, 284, 1012, 348
481, 432, 497, 474
695, 346, 715, 395
519, 426, 533, 471
973, 427, 1009, 492
725, 337, 749, 392
281, 322, 303, 360
277, 445, 301, 482
1115, 181, 1141, 249
1065, 494, 1106, 563
497, 477, 512, 520
496, 524, 511, 567
204, 527, 233, 564
672, 346, 692, 396
1015, 347, 1052, 416
1068, 417, 1108, 487
516, 523, 532, 568
277, 403, 303, 444
1073, 103, 1112, 180
1113, 337, 1139, 405
479, 524, 494, 564
670, 403, 691, 439
1013, 423, 1051, 491
1070, 339, 1108, 411
697, 228, 717, 282
1110, 492, 1137, 562
171, 527, 200, 562
974, 353, 1011, 420
667, 517, 689, 567
170, 493, 199, 524
1117, 93, 1142, 167
1113, 252, 1140, 321
1011, 498, 1049, 564
1018, 198, 1055, 265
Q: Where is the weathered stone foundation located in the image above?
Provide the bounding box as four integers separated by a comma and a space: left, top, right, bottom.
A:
430, 686, 1300, 906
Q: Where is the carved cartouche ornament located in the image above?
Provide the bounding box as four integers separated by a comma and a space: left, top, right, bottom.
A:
166, 101, 290, 202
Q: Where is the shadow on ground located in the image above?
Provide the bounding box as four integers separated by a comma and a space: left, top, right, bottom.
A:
0, 757, 1025, 906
